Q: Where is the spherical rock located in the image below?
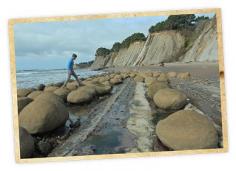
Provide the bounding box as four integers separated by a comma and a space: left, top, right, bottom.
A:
19, 127, 35, 158
147, 81, 169, 98
157, 73, 168, 82
167, 72, 177, 78
110, 78, 122, 85
17, 97, 33, 113
44, 86, 59, 92
177, 72, 191, 79
156, 110, 218, 150
153, 88, 187, 110
19, 92, 68, 134
17, 88, 34, 97
54, 88, 70, 100
67, 86, 96, 104
134, 75, 144, 82
27, 91, 43, 100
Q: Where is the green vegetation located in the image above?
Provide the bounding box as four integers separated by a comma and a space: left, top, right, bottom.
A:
95, 47, 111, 56
120, 33, 146, 48
94, 14, 211, 57
149, 14, 210, 33
111, 42, 121, 52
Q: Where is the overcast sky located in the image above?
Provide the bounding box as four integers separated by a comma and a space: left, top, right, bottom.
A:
14, 13, 214, 70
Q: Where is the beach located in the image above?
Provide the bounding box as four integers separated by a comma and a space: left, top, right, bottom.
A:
17, 62, 222, 158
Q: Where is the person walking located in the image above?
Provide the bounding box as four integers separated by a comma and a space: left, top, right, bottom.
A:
62, 53, 83, 87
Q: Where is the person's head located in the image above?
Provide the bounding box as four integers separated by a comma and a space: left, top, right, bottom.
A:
72, 53, 77, 60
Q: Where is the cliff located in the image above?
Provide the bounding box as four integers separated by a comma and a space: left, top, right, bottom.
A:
91, 17, 217, 69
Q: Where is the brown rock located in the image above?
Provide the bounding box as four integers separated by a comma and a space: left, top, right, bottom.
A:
145, 77, 157, 86
18, 97, 33, 113
19, 92, 68, 134
27, 91, 43, 100
157, 73, 168, 82
66, 82, 78, 90
67, 86, 96, 104
156, 110, 218, 150
17, 88, 34, 97
134, 75, 144, 82
44, 86, 59, 92
110, 78, 122, 85
147, 81, 169, 98
167, 72, 177, 78
177, 72, 191, 79
19, 127, 35, 158
153, 88, 187, 110
54, 88, 70, 100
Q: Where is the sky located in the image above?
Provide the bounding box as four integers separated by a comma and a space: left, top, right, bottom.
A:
14, 13, 215, 70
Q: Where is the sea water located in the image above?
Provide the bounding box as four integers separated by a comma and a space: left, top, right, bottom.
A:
16, 68, 103, 88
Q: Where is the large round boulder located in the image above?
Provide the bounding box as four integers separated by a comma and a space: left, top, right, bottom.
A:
156, 110, 218, 150
66, 82, 78, 91
19, 92, 68, 134
54, 88, 70, 100
18, 97, 33, 113
134, 75, 144, 82
167, 72, 177, 78
153, 88, 187, 110
19, 127, 35, 158
44, 86, 59, 92
177, 72, 190, 80
147, 81, 169, 98
27, 91, 43, 100
67, 86, 96, 104
94, 84, 112, 95
110, 78, 122, 85
145, 77, 157, 86
157, 73, 168, 82
17, 88, 34, 97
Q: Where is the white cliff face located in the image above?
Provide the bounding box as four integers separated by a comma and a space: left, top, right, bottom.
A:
181, 19, 218, 62
91, 18, 218, 69
139, 31, 185, 65
112, 41, 145, 66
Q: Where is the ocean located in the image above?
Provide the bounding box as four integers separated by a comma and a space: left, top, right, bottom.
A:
16, 69, 103, 88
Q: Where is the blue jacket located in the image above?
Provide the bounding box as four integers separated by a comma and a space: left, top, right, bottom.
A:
67, 58, 74, 70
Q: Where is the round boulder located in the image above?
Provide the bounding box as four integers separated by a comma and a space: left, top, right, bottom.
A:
54, 88, 70, 100
145, 77, 157, 86
27, 91, 43, 100
94, 84, 112, 95
156, 110, 218, 150
18, 97, 33, 113
19, 92, 68, 134
19, 127, 35, 158
17, 88, 34, 97
167, 72, 177, 78
66, 82, 78, 91
177, 72, 190, 80
153, 88, 187, 110
67, 86, 96, 104
147, 81, 169, 98
157, 73, 168, 82
134, 75, 144, 82
110, 78, 122, 85
44, 86, 59, 92
37, 84, 45, 91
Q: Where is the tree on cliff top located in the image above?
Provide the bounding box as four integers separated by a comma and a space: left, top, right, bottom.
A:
111, 42, 121, 52
120, 33, 146, 48
95, 47, 111, 56
149, 14, 207, 33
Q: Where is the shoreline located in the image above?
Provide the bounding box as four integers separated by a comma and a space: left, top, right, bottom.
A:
17, 62, 222, 158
